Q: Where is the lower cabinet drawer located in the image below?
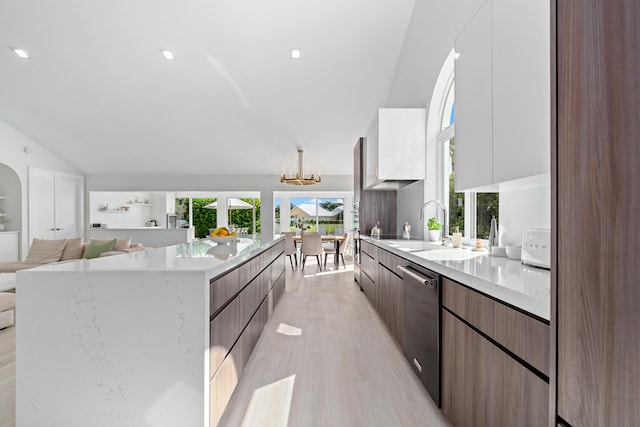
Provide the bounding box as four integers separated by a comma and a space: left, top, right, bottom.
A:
442, 277, 550, 376
210, 342, 243, 427
210, 297, 240, 379
441, 310, 548, 427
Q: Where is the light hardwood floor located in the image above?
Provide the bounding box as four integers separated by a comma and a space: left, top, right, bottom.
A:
219, 262, 449, 427
0, 262, 449, 427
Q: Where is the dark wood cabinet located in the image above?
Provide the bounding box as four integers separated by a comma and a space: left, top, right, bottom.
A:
442, 310, 548, 427
359, 242, 403, 345
553, 1, 640, 425
209, 240, 285, 426
354, 138, 397, 236
378, 249, 404, 345
441, 278, 549, 426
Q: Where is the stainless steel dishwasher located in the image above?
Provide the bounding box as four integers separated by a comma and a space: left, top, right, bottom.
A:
399, 262, 440, 407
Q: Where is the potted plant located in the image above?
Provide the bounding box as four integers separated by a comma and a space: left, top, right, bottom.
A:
427, 217, 442, 242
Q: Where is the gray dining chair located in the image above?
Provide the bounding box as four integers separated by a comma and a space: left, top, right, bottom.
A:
324, 232, 349, 269
300, 233, 323, 272
283, 233, 297, 270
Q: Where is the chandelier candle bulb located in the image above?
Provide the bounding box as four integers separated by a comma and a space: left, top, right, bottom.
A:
280, 148, 322, 185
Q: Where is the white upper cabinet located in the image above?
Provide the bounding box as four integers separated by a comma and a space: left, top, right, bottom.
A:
492, 0, 550, 183
454, 0, 550, 191
454, 0, 493, 191
363, 108, 426, 190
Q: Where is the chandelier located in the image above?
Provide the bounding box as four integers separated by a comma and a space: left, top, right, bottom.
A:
280, 148, 321, 185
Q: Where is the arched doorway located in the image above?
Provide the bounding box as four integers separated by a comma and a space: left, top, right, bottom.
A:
0, 163, 22, 260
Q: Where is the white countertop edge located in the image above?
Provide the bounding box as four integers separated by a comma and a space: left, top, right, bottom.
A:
16, 236, 285, 283
362, 237, 550, 321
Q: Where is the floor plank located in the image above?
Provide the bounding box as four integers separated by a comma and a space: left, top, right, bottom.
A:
219, 263, 450, 427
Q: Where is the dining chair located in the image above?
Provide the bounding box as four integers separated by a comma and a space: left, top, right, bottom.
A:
324, 232, 349, 269
300, 233, 323, 272
283, 233, 298, 270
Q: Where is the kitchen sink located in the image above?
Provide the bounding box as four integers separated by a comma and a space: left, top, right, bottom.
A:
383, 240, 453, 252
411, 247, 487, 261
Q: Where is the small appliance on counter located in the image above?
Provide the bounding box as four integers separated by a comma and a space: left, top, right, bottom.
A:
402, 222, 411, 239
371, 220, 382, 238
521, 229, 551, 269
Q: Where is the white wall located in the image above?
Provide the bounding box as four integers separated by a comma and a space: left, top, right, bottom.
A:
86, 175, 352, 241
0, 120, 83, 255
498, 183, 551, 246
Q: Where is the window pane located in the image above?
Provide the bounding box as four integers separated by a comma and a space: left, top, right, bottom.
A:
476, 193, 499, 239
446, 137, 465, 235
274, 198, 281, 231
192, 198, 217, 238
441, 82, 455, 130
290, 198, 317, 232
318, 198, 344, 235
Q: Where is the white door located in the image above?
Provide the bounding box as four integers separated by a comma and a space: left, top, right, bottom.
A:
29, 168, 56, 240
29, 168, 83, 241
54, 174, 82, 239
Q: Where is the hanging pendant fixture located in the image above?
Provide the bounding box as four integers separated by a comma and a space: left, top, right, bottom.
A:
280, 148, 321, 185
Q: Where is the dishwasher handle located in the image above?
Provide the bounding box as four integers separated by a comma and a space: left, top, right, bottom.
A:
397, 265, 435, 287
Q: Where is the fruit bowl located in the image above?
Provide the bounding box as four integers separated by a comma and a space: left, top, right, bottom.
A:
207, 235, 238, 244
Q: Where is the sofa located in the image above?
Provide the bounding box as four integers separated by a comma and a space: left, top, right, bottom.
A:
0, 237, 147, 274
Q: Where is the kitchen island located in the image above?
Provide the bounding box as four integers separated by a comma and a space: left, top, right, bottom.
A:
16, 236, 285, 427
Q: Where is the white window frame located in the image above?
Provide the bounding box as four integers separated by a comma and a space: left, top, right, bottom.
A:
437, 78, 480, 240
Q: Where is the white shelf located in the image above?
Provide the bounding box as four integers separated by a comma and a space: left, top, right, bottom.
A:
100, 210, 128, 213
127, 202, 152, 206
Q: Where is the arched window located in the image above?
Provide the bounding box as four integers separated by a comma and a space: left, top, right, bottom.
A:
438, 72, 498, 239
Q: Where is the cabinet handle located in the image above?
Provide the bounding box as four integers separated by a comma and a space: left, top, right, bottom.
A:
49, 228, 56, 231
397, 265, 434, 287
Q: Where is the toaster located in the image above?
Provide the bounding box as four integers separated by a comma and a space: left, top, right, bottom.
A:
521, 229, 551, 269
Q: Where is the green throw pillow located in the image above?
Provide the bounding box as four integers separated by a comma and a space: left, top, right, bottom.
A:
83, 239, 117, 259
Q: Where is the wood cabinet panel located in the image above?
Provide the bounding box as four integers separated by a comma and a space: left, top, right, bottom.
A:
209, 242, 285, 425
211, 266, 244, 315
380, 266, 403, 346
555, 0, 640, 424
360, 242, 378, 284
441, 310, 548, 427
360, 268, 377, 311
442, 277, 549, 376
377, 248, 404, 277
210, 296, 240, 379
210, 342, 243, 427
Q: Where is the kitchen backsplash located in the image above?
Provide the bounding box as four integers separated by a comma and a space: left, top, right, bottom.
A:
498, 183, 551, 246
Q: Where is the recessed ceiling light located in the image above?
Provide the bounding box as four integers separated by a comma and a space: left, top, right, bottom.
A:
11, 48, 30, 59
290, 48, 302, 60
161, 49, 175, 60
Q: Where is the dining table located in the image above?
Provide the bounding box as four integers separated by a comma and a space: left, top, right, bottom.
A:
292, 234, 345, 269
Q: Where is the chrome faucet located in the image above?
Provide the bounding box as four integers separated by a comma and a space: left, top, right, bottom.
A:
419, 200, 448, 245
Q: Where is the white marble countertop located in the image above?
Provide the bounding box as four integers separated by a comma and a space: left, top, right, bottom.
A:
20, 236, 282, 282
362, 237, 550, 321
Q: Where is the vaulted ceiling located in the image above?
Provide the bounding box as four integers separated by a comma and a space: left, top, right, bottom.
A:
0, 0, 416, 176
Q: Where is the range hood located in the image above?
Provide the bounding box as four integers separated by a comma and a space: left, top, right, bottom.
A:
363, 108, 426, 191
366, 179, 420, 190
